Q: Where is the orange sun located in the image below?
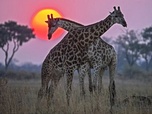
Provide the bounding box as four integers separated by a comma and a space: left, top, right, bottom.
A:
31, 8, 63, 40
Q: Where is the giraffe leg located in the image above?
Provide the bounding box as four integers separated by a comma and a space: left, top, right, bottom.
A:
98, 68, 105, 94
36, 73, 50, 113
79, 63, 92, 94
37, 61, 52, 103
109, 60, 116, 109
88, 67, 93, 93
47, 79, 60, 108
37, 76, 49, 101
78, 66, 86, 98
66, 69, 73, 106
47, 81, 54, 106
92, 67, 101, 111
92, 66, 100, 92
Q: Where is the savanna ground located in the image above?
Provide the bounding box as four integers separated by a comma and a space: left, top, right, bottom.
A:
0, 74, 152, 114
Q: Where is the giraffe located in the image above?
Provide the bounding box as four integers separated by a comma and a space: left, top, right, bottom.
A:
46, 14, 93, 95
38, 6, 127, 109
45, 16, 118, 109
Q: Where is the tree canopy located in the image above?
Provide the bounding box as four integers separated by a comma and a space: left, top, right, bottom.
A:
115, 30, 140, 67
140, 26, 152, 71
0, 21, 35, 70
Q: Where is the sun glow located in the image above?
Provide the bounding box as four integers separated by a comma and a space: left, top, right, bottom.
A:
31, 9, 63, 40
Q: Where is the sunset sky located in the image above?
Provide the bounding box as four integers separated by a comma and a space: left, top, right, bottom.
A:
0, 0, 152, 65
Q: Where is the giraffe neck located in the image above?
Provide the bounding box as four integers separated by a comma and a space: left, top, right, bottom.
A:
87, 15, 113, 37
56, 15, 113, 37
57, 18, 84, 31
73, 15, 114, 49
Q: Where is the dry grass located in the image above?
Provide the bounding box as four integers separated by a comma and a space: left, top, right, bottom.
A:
0, 77, 152, 114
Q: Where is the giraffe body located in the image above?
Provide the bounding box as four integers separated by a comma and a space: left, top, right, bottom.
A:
47, 18, 93, 95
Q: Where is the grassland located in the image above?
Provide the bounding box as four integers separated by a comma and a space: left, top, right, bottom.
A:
0, 76, 152, 114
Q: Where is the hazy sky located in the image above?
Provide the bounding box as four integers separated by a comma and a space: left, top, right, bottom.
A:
0, 0, 152, 65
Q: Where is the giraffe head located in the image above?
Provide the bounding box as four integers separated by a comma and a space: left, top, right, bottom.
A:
110, 6, 127, 27
45, 14, 59, 40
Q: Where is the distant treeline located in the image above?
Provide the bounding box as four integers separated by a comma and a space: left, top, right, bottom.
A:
0, 62, 41, 80
0, 62, 41, 73
0, 58, 151, 81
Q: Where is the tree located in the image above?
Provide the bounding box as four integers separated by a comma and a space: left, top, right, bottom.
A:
0, 21, 35, 71
115, 30, 140, 67
140, 26, 152, 71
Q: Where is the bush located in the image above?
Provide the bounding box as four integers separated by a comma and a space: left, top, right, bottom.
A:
122, 65, 152, 81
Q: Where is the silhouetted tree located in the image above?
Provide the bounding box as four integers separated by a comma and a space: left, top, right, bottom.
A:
140, 26, 152, 71
115, 30, 140, 67
0, 21, 35, 71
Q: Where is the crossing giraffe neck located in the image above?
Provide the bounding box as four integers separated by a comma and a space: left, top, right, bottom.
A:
58, 18, 84, 30
68, 15, 114, 49
79, 15, 113, 38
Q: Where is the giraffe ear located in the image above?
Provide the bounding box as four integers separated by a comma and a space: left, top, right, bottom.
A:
109, 12, 112, 14
45, 21, 49, 23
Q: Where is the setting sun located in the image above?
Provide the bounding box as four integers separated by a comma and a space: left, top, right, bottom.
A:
31, 8, 63, 40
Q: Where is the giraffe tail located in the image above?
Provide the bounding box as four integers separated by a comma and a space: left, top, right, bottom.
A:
110, 81, 116, 107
